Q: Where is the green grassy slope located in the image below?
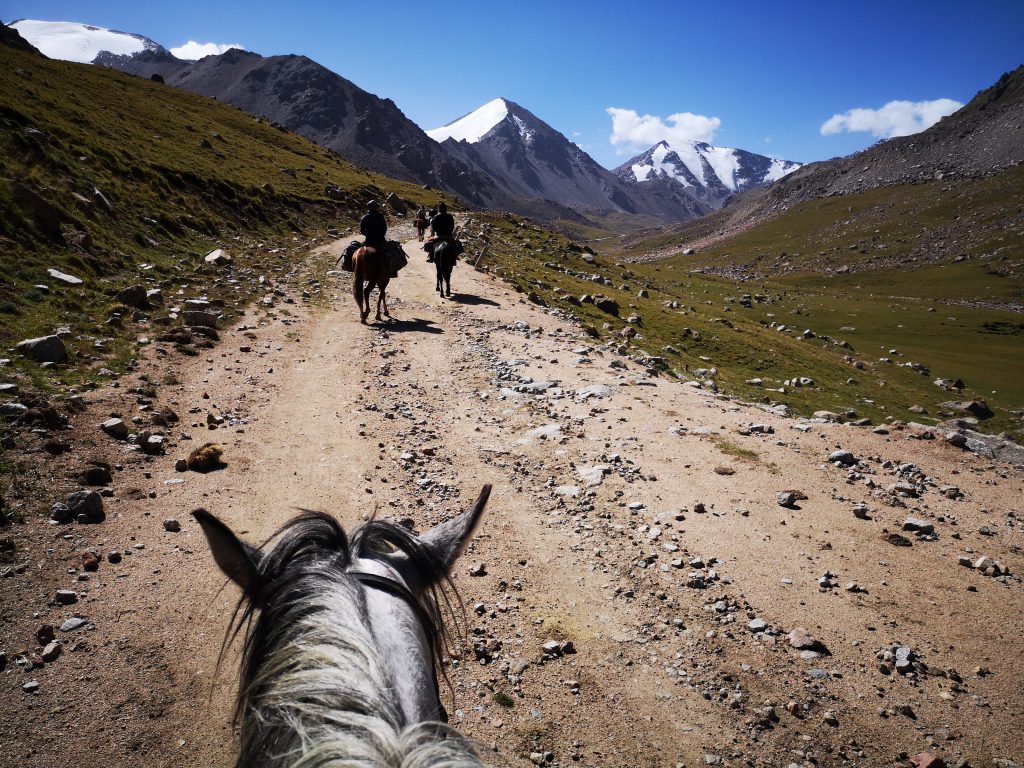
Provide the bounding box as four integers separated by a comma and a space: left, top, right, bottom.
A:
465, 173, 1024, 437
620, 168, 1024, 283
0, 43, 442, 370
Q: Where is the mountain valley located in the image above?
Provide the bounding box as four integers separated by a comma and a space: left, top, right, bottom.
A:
0, 19, 1022, 768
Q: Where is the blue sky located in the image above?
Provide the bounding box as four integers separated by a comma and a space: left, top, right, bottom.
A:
4, 0, 1022, 168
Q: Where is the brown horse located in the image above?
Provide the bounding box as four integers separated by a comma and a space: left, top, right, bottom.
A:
415, 218, 428, 241
352, 247, 391, 324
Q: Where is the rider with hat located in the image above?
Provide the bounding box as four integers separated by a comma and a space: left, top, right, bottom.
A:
360, 200, 387, 254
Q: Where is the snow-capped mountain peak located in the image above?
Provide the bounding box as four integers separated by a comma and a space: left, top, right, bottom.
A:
8, 19, 166, 63
618, 139, 801, 202
426, 98, 512, 143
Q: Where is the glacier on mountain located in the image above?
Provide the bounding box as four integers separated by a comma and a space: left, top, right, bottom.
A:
9, 19, 165, 62
628, 140, 799, 192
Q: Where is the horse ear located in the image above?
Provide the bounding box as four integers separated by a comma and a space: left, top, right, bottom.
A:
192, 508, 261, 593
419, 484, 491, 571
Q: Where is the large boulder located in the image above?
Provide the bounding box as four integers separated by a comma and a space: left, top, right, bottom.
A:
115, 285, 148, 308
15, 335, 67, 364
942, 400, 993, 420
204, 249, 231, 266
46, 268, 83, 285
64, 490, 104, 523
181, 310, 219, 328
593, 296, 619, 316
385, 192, 408, 214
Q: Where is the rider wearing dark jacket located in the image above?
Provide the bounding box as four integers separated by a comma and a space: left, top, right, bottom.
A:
429, 202, 455, 239
360, 200, 387, 251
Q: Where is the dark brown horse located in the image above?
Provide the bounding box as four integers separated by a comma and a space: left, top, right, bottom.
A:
352, 247, 391, 324
415, 218, 428, 241
433, 240, 458, 298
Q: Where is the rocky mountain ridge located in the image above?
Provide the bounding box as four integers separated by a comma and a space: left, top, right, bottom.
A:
433, 98, 711, 220
90, 46, 506, 210
757, 64, 1024, 212
11, 19, 784, 224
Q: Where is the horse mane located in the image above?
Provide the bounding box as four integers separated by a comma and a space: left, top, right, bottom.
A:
222, 512, 483, 768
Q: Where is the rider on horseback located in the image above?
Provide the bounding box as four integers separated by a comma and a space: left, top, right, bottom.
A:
429, 202, 455, 240
414, 205, 428, 241
360, 200, 387, 254
360, 199, 399, 278
425, 202, 455, 264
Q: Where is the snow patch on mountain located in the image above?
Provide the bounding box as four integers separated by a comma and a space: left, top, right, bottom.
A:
427, 98, 509, 143
9, 19, 165, 63
511, 114, 535, 145
627, 140, 800, 193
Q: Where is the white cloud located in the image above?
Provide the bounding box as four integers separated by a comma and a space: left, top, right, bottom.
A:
170, 40, 245, 60
606, 107, 721, 153
820, 98, 962, 139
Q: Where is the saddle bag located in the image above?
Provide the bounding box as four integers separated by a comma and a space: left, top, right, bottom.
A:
339, 240, 361, 272
384, 241, 409, 274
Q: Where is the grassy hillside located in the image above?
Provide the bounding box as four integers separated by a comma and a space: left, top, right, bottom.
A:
617, 168, 1024, 286
0, 42, 442, 374
465, 176, 1024, 437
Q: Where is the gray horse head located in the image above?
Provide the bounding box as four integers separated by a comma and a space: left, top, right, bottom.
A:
193, 484, 492, 768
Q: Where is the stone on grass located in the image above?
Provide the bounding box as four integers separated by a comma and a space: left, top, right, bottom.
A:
115, 285, 148, 307
47, 268, 82, 285
15, 335, 68, 364
204, 249, 231, 266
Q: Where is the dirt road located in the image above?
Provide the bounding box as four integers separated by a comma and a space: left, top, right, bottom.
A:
2, 225, 1022, 768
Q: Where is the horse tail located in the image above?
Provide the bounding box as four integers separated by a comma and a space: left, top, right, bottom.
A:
352, 248, 365, 309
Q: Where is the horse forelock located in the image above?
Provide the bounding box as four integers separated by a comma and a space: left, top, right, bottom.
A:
225, 513, 481, 768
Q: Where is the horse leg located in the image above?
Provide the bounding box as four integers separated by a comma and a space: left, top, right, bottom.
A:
362, 282, 372, 323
